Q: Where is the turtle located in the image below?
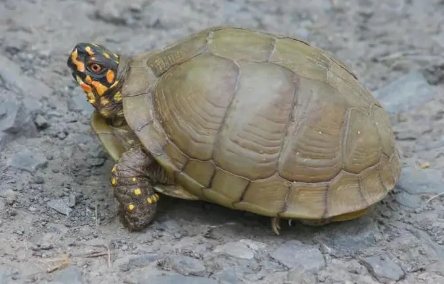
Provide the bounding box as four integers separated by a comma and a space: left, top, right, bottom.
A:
67, 26, 401, 235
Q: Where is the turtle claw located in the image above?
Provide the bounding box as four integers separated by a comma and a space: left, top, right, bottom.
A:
288, 219, 293, 227
271, 217, 281, 235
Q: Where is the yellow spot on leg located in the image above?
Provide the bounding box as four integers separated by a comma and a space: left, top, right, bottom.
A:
147, 197, 153, 204
114, 91, 123, 102
132, 177, 137, 183
128, 204, 135, 211
111, 178, 117, 186
134, 189, 142, 195
111, 165, 117, 172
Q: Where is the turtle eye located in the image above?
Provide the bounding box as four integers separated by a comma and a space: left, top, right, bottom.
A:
87, 62, 103, 73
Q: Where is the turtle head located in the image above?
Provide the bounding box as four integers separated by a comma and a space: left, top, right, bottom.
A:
67, 43, 125, 119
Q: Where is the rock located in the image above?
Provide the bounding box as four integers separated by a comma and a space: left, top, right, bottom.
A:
8, 149, 47, 173
395, 191, 423, 208
53, 266, 84, 284
239, 239, 267, 251
212, 267, 243, 284
47, 199, 72, 216
171, 255, 206, 276
314, 216, 381, 258
93, 0, 145, 26
0, 96, 38, 149
360, 255, 405, 283
396, 167, 444, 195
270, 240, 325, 271
139, 273, 218, 284
214, 241, 255, 260
0, 54, 53, 101
0, 269, 11, 283
287, 267, 318, 284
34, 114, 49, 129
114, 253, 161, 272
373, 71, 437, 114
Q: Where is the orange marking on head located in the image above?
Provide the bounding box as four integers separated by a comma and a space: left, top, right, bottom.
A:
91, 81, 108, 96
71, 49, 85, 72
87, 92, 96, 104
85, 46, 94, 55
103, 52, 110, 59
106, 70, 115, 84
81, 83, 92, 92
85, 75, 92, 84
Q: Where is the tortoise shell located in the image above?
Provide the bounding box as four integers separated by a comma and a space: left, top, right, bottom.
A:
113, 26, 401, 222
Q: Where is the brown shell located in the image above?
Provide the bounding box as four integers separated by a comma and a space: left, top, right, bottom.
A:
121, 26, 401, 221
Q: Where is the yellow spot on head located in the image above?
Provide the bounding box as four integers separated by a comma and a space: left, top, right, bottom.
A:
111, 178, 117, 186
87, 92, 95, 104
114, 92, 123, 102
85, 46, 94, 55
128, 204, 135, 211
100, 97, 110, 106
134, 189, 142, 195
103, 52, 110, 59
132, 177, 137, 182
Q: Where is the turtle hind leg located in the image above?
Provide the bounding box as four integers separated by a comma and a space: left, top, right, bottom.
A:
111, 146, 159, 231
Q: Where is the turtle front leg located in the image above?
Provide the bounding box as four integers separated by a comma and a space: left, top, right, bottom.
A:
110, 146, 160, 231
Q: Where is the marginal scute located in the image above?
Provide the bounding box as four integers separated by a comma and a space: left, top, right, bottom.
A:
372, 105, 396, 157
278, 81, 346, 182
175, 171, 205, 199
327, 60, 378, 107
147, 30, 208, 77
210, 27, 274, 62
389, 153, 402, 188
342, 109, 381, 173
279, 183, 328, 219
212, 61, 297, 180
359, 164, 388, 204
234, 174, 290, 216
379, 155, 396, 191
269, 37, 330, 82
153, 53, 238, 160
203, 168, 249, 209
183, 159, 215, 188
325, 171, 367, 218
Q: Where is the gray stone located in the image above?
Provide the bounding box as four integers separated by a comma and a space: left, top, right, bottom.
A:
0, 54, 53, 99
139, 274, 218, 284
0, 97, 38, 149
114, 253, 161, 272
34, 114, 49, 129
314, 216, 381, 258
214, 241, 255, 260
395, 191, 423, 208
8, 149, 47, 173
270, 240, 325, 271
396, 167, 444, 195
0, 269, 11, 283
360, 255, 405, 283
47, 199, 72, 216
171, 255, 206, 276
287, 267, 318, 284
212, 267, 243, 284
53, 266, 84, 284
373, 71, 437, 114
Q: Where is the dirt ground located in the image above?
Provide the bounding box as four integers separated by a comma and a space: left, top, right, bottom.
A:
1, 0, 444, 283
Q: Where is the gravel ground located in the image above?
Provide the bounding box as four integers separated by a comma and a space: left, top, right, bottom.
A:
1, 0, 444, 283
